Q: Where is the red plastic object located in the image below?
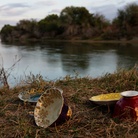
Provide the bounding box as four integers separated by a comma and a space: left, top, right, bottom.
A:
113, 91, 138, 121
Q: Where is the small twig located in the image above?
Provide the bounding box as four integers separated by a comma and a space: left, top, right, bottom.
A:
54, 124, 62, 138
35, 129, 40, 138
0, 57, 22, 88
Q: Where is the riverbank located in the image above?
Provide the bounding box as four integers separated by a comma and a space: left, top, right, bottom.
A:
1, 36, 138, 45
0, 67, 138, 137
44, 37, 138, 44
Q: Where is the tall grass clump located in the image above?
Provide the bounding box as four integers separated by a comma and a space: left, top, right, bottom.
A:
0, 67, 9, 89
97, 65, 138, 92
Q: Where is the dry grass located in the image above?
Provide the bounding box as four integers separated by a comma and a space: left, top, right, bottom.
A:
0, 67, 138, 138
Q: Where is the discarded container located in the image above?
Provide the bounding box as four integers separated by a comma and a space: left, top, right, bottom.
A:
113, 91, 138, 121
18, 86, 58, 103
89, 93, 122, 105
34, 88, 72, 128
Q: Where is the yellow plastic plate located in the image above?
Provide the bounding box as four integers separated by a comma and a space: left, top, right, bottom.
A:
89, 93, 122, 105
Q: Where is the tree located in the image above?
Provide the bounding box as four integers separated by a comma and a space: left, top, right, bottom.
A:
93, 13, 110, 29
125, 3, 138, 26
112, 3, 138, 38
38, 14, 60, 36
59, 6, 97, 37
17, 19, 38, 33
60, 6, 92, 26
0, 24, 14, 41
44, 14, 59, 22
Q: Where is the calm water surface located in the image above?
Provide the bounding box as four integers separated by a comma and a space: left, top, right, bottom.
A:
0, 41, 138, 86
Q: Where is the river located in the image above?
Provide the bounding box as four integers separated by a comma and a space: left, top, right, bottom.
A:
0, 41, 138, 86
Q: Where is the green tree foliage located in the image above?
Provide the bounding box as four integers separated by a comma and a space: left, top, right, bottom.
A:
0, 24, 13, 34
112, 3, 138, 38
16, 19, 40, 40
3, 5, 137, 41
17, 19, 38, 34
94, 14, 110, 28
38, 14, 59, 35
125, 3, 138, 26
60, 6, 93, 26
0, 6, 110, 41
0, 24, 15, 41
59, 6, 100, 38
44, 14, 59, 22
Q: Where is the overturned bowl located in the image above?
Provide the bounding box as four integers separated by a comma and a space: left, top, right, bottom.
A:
18, 91, 41, 103
34, 88, 72, 128
18, 86, 61, 103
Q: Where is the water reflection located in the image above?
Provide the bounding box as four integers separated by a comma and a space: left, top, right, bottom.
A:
0, 41, 138, 86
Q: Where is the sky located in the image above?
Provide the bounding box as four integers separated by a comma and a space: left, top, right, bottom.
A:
0, 0, 138, 30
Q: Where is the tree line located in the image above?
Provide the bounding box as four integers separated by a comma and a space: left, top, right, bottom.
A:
0, 3, 138, 42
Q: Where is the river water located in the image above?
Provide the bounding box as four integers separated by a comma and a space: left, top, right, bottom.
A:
0, 41, 138, 86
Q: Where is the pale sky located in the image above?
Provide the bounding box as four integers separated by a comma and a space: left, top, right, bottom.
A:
0, 0, 138, 30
